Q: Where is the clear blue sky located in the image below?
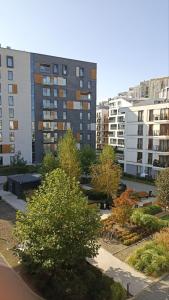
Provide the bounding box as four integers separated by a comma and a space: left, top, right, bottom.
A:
0, 0, 168, 101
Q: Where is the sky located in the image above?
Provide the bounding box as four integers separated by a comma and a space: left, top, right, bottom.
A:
0, 0, 168, 101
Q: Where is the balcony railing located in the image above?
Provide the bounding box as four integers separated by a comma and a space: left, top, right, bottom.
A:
153, 159, 169, 168
149, 114, 169, 121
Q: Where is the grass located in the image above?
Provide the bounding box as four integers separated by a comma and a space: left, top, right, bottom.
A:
161, 214, 169, 221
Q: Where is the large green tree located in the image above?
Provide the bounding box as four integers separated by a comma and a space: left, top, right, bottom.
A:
91, 145, 121, 200
156, 168, 169, 210
80, 145, 96, 175
58, 129, 81, 180
15, 169, 101, 271
40, 152, 58, 175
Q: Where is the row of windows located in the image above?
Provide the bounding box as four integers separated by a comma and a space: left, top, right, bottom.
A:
43, 132, 91, 143
43, 87, 67, 97
42, 76, 91, 89
39, 64, 85, 78
0, 108, 14, 118
0, 131, 15, 142
0, 120, 17, 130
0, 156, 16, 166
42, 110, 91, 121
0, 56, 14, 68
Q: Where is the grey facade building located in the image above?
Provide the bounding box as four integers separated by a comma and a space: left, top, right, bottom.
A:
31, 53, 97, 163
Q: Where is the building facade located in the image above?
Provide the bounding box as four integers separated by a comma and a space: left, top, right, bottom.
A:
96, 101, 109, 150
123, 99, 169, 179
0, 47, 97, 165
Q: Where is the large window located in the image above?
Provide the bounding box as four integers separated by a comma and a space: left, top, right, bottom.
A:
43, 76, 51, 85
138, 110, 144, 122
137, 152, 142, 163
8, 96, 14, 106
40, 64, 50, 73
7, 56, 14, 68
62, 65, 68, 76
137, 138, 143, 149
8, 71, 13, 80
43, 111, 57, 120
138, 124, 143, 136
9, 131, 15, 142
54, 77, 66, 86
53, 64, 59, 74
8, 84, 13, 94
43, 88, 50, 96
0, 132, 2, 142
9, 108, 14, 118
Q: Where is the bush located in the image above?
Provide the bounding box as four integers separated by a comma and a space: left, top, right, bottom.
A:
0, 165, 38, 176
142, 205, 162, 215
128, 241, 169, 276
131, 210, 165, 233
83, 189, 109, 201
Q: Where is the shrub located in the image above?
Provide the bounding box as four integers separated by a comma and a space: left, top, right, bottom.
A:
83, 189, 108, 201
110, 281, 127, 300
154, 228, 169, 251
142, 205, 162, 215
128, 241, 169, 276
131, 210, 165, 233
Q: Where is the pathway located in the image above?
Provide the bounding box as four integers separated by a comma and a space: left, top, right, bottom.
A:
0, 255, 43, 300
0, 190, 26, 211
122, 179, 156, 194
88, 247, 152, 296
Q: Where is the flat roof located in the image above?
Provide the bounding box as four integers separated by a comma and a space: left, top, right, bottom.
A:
8, 174, 41, 184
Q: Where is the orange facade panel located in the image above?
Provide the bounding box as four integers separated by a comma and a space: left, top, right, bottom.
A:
76, 90, 81, 100
82, 102, 88, 110
59, 88, 64, 97
13, 120, 18, 130
90, 69, 96, 80
76, 132, 80, 142
57, 122, 64, 130
12, 84, 18, 94
34, 74, 43, 84
66, 101, 74, 109
2, 144, 11, 154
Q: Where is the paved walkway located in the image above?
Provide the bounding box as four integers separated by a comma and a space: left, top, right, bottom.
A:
0, 255, 43, 300
122, 179, 156, 195
0, 190, 26, 211
88, 247, 152, 296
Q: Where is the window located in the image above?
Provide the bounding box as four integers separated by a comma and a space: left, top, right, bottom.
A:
88, 81, 91, 89
9, 131, 15, 142
10, 144, 15, 153
8, 84, 13, 94
9, 121, 15, 129
148, 153, 152, 165
53, 64, 59, 74
0, 108, 2, 118
54, 77, 66, 86
88, 113, 91, 121
63, 88, 67, 97
43, 88, 50, 96
43, 111, 57, 120
9, 108, 14, 118
43, 76, 50, 85
7, 56, 14, 68
62, 65, 68, 75
80, 112, 82, 120
76, 67, 80, 77
8, 96, 14, 106
40, 64, 50, 73
80, 123, 83, 130
8, 71, 13, 80
79, 67, 84, 77
63, 112, 67, 120
138, 110, 144, 122
0, 120, 2, 130
80, 133, 83, 141
10, 156, 14, 164
54, 88, 58, 97
137, 152, 143, 163
63, 101, 66, 109
0, 95, 1, 106
0, 132, 2, 142
0, 156, 3, 165
87, 134, 91, 141
87, 124, 91, 130
54, 132, 58, 142
137, 138, 143, 149
138, 124, 143, 136
43, 99, 51, 109
80, 80, 83, 88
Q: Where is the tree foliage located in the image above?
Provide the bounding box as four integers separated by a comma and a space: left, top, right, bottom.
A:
156, 168, 169, 209
58, 129, 81, 180
91, 145, 121, 200
40, 152, 58, 175
112, 190, 137, 226
80, 145, 96, 175
15, 169, 101, 271
11, 151, 27, 166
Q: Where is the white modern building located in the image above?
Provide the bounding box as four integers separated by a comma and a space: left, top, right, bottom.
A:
122, 99, 169, 179
0, 47, 32, 166
96, 101, 109, 150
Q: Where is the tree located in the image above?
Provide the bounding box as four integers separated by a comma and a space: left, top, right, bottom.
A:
58, 129, 81, 180
112, 190, 136, 226
91, 145, 121, 200
11, 151, 27, 166
156, 168, 169, 210
80, 145, 96, 175
14, 169, 101, 272
40, 152, 58, 175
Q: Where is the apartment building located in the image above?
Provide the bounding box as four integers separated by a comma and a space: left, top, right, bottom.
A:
96, 101, 109, 150
0, 47, 96, 165
118, 76, 169, 100
122, 99, 169, 179
108, 97, 133, 163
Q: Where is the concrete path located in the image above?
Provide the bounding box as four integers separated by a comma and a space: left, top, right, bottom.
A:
133, 274, 169, 300
122, 179, 156, 195
0, 255, 43, 300
0, 190, 26, 212
88, 247, 152, 296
